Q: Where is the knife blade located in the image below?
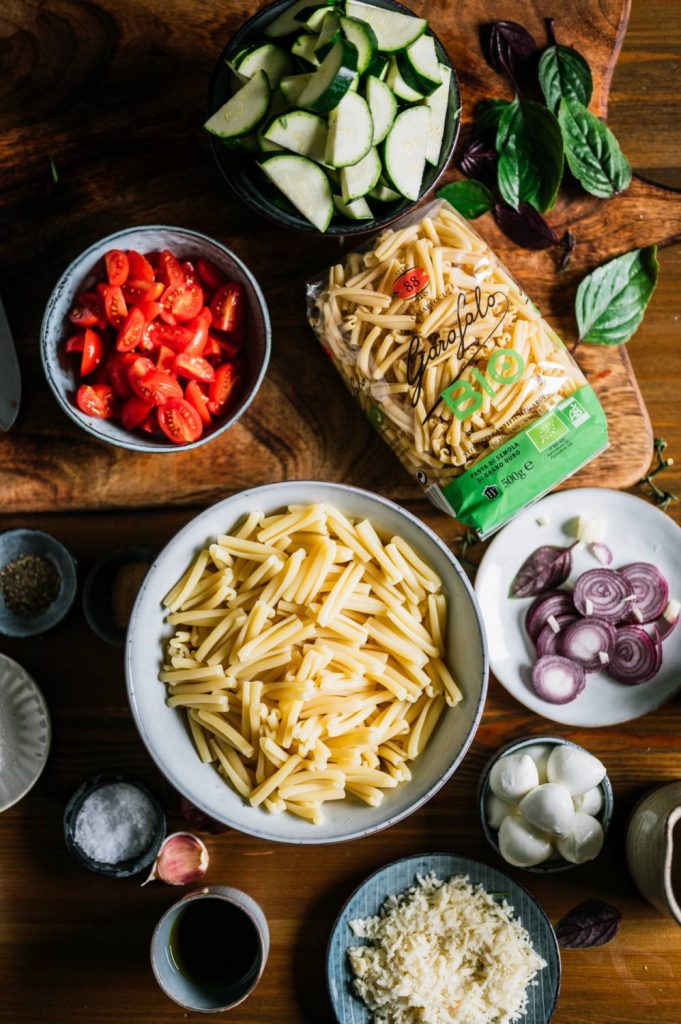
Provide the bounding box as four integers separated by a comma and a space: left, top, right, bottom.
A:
0, 293, 21, 431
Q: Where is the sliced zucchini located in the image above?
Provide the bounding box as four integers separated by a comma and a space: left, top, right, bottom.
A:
383, 105, 430, 200
265, 0, 324, 38
366, 75, 397, 145
236, 42, 294, 88
279, 73, 314, 104
324, 90, 373, 167
424, 63, 451, 165
386, 58, 424, 103
264, 109, 328, 163
261, 154, 334, 231
344, 0, 427, 53
295, 3, 333, 31
340, 146, 381, 201
298, 38, 358, 113
338, 15, 377, 75
368, 179, 401, 202
204, 70, 270, 140
315, 12, 341, 59
366, 52, 389, 80
333, 194, 373, 219
396, 34, 441, 96
291, 33, 321, 66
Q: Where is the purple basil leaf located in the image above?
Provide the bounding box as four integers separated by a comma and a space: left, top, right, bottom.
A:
459, 138, 498, 185
493, 203, 560, 250
556, 900, 622, 949
510, 544, 574, 597
483, 20, 540, 87
559, 230, 576, 271
179, 795, 229, 834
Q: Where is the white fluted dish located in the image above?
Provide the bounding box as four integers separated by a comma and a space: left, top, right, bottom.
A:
0, 654, 51, 812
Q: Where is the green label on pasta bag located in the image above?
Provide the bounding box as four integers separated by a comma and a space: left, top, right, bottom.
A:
440, 385, 608, 538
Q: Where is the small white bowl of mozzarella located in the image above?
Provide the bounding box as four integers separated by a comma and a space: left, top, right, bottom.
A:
126, 481, 488, 844
479, 736, 614, 872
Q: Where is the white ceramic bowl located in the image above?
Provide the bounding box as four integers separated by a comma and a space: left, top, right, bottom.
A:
125, 482, 488, 844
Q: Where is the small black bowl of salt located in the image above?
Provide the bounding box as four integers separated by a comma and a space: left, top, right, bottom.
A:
64, 774, 166, 878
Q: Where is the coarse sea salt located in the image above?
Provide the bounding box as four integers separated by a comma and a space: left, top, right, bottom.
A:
74, 783, 157, 864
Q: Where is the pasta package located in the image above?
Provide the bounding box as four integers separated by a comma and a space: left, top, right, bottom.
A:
306, 199, 608, 538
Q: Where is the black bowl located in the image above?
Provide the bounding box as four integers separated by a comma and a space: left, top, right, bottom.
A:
207, 0, 461, 236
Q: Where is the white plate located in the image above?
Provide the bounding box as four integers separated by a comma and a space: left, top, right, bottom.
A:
0, 654, 51, 812
475, 488, 681, 726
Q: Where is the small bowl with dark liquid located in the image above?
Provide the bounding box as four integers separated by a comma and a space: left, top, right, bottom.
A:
151, 886, 269, 1012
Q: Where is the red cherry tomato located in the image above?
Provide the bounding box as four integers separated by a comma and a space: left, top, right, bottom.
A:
185, 380, 212, 426
123, 279, 164, 305
136, 298, 162, 323
69, 292, 106, 329
158, 249, 184, 287
121, 395, 154, 430
197, 258, 225, 292
146, 321, 194, 351
162, 282, 204, 322
105, 249, 129, 287
81, 327, 103, 375
156, 345, 176, 372
128, 356, 183, 406
139, 409, 158, 434
100, 285, 128, 327
76, 383, 116, 418
127, 250, 155, 282
64, 334, 84, 354
108, 353, 137, 398
182, 313, 210, 356
208, 362, 240, 415
117, 307, 146, 352
157, 398, 203, 444
174, 353, 215, 383
181, 261, 198, 287
210, 283, 244, 332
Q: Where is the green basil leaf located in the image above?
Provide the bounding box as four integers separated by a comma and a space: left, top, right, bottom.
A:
539, 45, 593, 114
475, 98, 511, 142
496, 98, 564, 213
437, 179, 495, 219
558, 98, 632, 198
575, 246, 659, 345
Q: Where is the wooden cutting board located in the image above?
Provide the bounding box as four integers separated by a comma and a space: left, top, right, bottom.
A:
1, 0, 680, 514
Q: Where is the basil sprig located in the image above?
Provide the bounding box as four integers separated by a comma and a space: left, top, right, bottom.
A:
496, 98, 564, 212
539, 45, 593, 114
575, 246, 659, 345
437, 180, 495, 220
558, 98, 632, 198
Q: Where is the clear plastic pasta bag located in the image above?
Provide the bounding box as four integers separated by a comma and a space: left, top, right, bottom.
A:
306, 199, 608, 538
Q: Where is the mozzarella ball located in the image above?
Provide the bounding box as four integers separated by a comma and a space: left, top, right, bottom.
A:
547, 745, 606, 796
486, 793, 517, 829
556, 813, 604, 864
573, 787, 603, 816
489, 754, 539, 802
522, 744, 552, 784
519, 783, 576, 837
498, 815, 554, 868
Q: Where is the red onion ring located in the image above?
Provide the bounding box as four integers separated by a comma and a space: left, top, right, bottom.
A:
573, 569, 635, 621
607, 624, 662, 684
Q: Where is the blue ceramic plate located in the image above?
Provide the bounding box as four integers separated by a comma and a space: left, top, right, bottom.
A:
327, 853, 561, 1024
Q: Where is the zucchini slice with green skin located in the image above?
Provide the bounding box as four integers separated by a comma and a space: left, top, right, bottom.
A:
279, 73, 314, 104
340, 146, 381, 201
261, 154, 334, 231
291, 33, 321, 66
333, 194, 373, 219
344, 0, 427, 53
368, 179, 402, 202
315, 12, 341, 59
396, 34, 441, 96
386, 58, 424, 102
365, 75, 397, 145
383, 105, 430, 200
237, 42, 294, 88
424, 63, 452, 165
298, 38, 358, 113
366, 52, 389, 80
204, 70, 271, 140
338, 15, 377, 75
294, 3, 333, 31
264, 109, 328, 164
324, 90, 374, 167
265, 0, 325, 38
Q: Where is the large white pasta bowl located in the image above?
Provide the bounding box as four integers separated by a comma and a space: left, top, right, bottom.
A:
126, 482, 488, 844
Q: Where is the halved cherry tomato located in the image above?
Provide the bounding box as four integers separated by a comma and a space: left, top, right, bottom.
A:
123, 279, 164, 305
210, 283, 244, 332
158, 249, 184, 287
156, 345, 176, 372
69, 292, 106, 329
139, 409, 158, 434
121, 395, 154, 430
105, 249, 129, 287
117, 307, 146, 352
208, 362, 240, 415
127, 250, 154, 282
64, 334, 84, 354
100, 285, 128, 327
162, 282, 204, 322
81, 327, 103, 375
136, 298, 162, 323
128, 356, 183, 405
157, 398, 203, 444
197, 257, 225, 292
181, 312, 210, 356
146, 321, 194, 351
77, 383, 116, 418
185, 380, 212, 426
181, 261, 198, 287
108, 353, 137, 398
174, 352, 215, 383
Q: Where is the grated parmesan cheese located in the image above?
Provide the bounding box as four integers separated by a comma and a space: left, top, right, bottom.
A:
348, 874, 546, 1024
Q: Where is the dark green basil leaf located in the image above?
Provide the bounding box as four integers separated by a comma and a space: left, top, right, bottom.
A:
475, 98, 511, 143
539, 45, 593, 114
496, 98, 564, 213
576, 246, 659, 345
438, 179, 495, 219
558, 98, 632, 198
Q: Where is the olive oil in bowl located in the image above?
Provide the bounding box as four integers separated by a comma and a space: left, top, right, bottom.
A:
169, 897, 261, 1002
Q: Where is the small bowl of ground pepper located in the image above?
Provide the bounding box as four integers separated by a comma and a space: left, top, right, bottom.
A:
0, 529, 77, 638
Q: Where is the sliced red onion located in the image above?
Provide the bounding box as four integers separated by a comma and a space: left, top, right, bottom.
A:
558, 617, 617, 671
589, 543, 613, 566
618, 563, 669, 623
573, 569, 635, 622
607, 624, 662, 684
536, 615, 579, 656
510, 544, 575, 598
531, 655, 587, 704
525, 591, 576, 642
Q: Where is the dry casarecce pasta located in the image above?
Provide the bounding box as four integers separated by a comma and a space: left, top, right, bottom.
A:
160, 504, 461, 824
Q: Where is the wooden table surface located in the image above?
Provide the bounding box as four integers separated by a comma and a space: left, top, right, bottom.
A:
1, 1, 680, 1023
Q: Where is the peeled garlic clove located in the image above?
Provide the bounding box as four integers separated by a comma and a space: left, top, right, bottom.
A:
486, 793, 517, 829
489, 754, 539, 802
144, 832, 209, 886
573, 787, 603, 816
523, 744, 552, 784
556, 813, 604, 864
519, 783, 576, 837
498, 815, 554, 868
547, 745, 606, 796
